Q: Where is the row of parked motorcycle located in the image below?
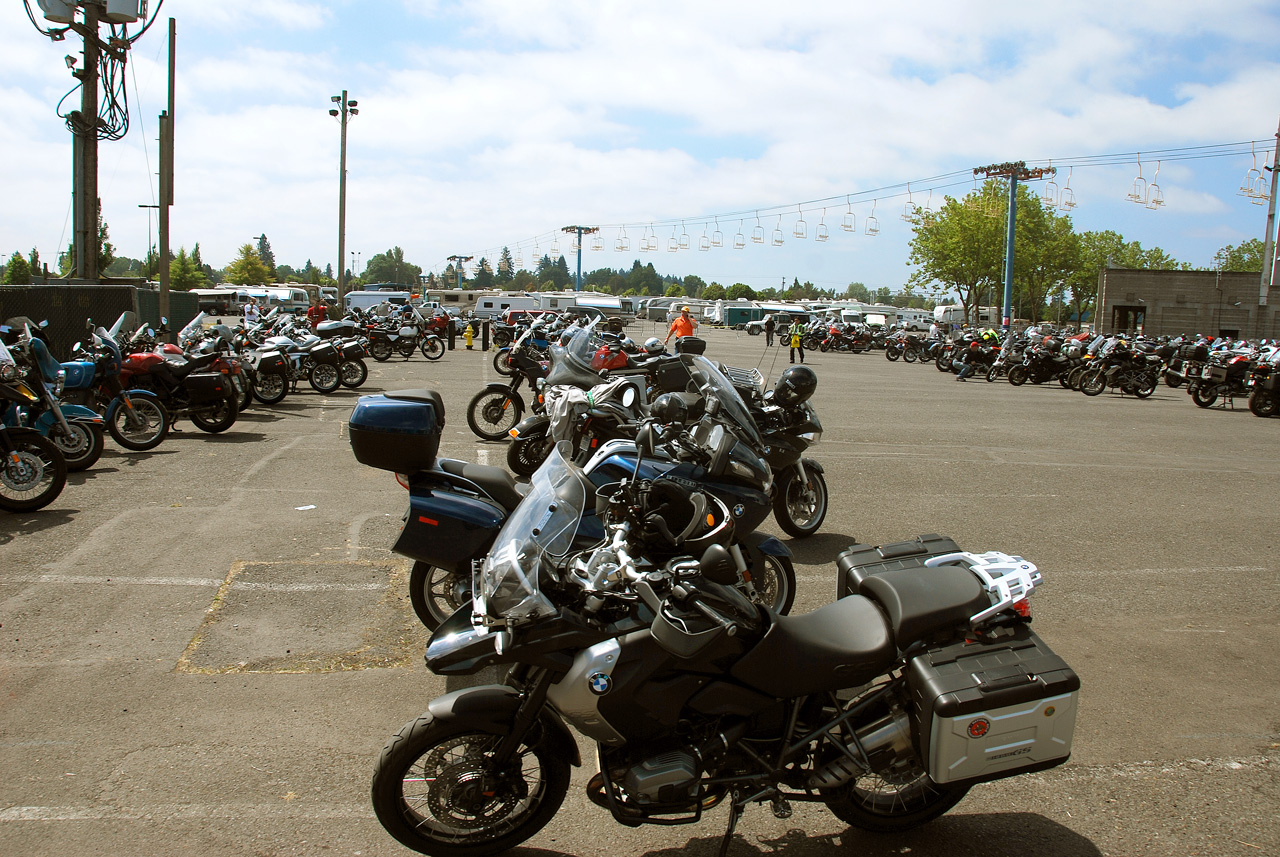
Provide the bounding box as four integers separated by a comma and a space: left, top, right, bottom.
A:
347, 317, 1082, 856
0, 300, 463, 514
881, 326, 1280, 417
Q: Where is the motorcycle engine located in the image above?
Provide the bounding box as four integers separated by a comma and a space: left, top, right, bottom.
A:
624, 751, 699, 805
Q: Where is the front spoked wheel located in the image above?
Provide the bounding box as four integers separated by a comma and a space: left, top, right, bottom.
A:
372, 717, 570, 857
466, 389, 524, 440
107, 395, 169, 450
421, 337, 444, 361
0, 433, 67, 512
507, 429, 554, 477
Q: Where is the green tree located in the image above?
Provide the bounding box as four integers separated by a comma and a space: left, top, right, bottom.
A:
142, 244, 161, 280
683, 274, 707, 297
169, 246, 208, 290
365, 247, 421, 286
702, 283, 726, 301
906, 181, 1006, 324
473, 257, 495, 289
1010, 191, 1079, 322
726, 283, 756, 300
1214, 238, 1265, 272
224, 244, 274, 285
664, 284, 685, 297
551, 256, 571, 289
844, 282, 871, 302
496, 247, 515, 284
256, 235, 277, 280
3, 251, 32, 285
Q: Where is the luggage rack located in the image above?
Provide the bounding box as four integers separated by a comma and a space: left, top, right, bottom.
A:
924, 551, 1042, 625
721, 364, 764, 400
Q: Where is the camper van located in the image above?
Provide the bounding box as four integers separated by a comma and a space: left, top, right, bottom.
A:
933, 304, 1001, 327
896, 309, 933, 330
346, 290, 412, 312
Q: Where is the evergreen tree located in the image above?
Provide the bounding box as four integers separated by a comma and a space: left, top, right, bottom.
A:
169, 246, 208, 290
256, 235, 277, 280
497, 247, 515, 284
3, 251, 32, 285
473, 257, 495, 288
27, 248, 41, 279
224, 244, 274, 285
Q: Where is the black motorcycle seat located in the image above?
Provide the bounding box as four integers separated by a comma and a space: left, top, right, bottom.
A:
168, 352, 217, 379
438, 459, 528, 512
731, 595, 895, 698
859, 565, 990, 650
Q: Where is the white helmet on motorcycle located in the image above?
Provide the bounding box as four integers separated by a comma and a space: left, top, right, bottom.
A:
644, 336, 664, 354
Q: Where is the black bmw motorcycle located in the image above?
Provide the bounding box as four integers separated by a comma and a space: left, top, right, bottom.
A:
369, 444, 1080, 857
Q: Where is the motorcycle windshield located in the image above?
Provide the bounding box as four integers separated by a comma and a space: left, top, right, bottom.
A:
543, 321, 606, 389
179, 313, 208, 345
687, 354, 765, 450
476, 443, 586, 624
94, 327, 124, 366
108, 312, 137, 340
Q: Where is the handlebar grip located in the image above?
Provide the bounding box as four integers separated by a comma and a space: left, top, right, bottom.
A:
692, 598, 738, 636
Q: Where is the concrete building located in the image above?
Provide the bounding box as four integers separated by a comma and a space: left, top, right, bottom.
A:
1097, 268, 1276, 340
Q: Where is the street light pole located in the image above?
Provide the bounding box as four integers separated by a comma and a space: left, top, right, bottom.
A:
329, 91, 358, 303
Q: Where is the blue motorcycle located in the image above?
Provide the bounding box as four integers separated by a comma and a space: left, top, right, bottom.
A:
1, 321, 105, 472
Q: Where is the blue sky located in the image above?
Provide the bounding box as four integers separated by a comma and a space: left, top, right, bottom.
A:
3, 0, 1278, 296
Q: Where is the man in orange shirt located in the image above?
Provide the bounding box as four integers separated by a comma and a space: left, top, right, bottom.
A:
664, 305, 698, 346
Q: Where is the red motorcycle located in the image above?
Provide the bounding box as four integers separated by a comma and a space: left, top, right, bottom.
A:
118, 324, 239, 434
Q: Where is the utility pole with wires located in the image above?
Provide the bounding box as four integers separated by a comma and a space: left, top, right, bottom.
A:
26, 0, 161, 281
1258, 115, 1280, 338
973, 161, 1056, 332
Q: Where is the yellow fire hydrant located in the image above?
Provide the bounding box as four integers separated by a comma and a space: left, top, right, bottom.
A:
463, 323, 474, 350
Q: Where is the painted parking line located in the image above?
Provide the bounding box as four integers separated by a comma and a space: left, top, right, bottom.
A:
5, 574, 385, 593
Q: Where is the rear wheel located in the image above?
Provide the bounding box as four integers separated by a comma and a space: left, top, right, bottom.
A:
507, 428, 555, 477
339, 358, 368, 388
232, 377, 253, 412
253, 372, 288, 405
107, 395, 169, 451
309, 362, 342, 393
935, 352, 951, 372
1132, 373, 1157, 399
369, 340, 393, 362
0, 433, 67, 512
1249, 389, 1277, 417
1007, 365, 1028, 386
190, 395, 238, 433
884, 347, 899, 361
1191, 384, 1218, 408
51, 422, 104, 472
408, 562, 471, 631
467, 389, 524, 440
371, 716, 571, 857
823, 764, 970, 833
903, 348, 918, 363
493, 348, 517, 376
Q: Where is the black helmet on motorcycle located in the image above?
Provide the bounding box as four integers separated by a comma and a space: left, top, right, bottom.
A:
638, 479, 735, 559
651, 392, 690, 425
772, 365, 817, 407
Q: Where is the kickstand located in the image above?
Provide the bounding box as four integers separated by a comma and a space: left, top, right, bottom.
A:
717, 793, 744, 857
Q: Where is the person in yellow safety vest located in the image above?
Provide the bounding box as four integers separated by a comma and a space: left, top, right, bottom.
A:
786, 315, 807, 364
664, 305, 698, 346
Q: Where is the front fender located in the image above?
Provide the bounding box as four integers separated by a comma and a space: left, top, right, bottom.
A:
425, 684, 582, 767
105, 389, 161, 421
510, 413, 550, 439
743, 530, 792, 559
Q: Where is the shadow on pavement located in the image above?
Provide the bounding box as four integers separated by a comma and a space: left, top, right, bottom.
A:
0, 507, 79, 544
782, 532, 859, 565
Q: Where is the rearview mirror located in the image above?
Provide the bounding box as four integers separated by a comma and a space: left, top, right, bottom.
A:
636, 423, 656, 459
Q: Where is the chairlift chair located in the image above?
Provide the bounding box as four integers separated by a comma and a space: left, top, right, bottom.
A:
550, 238, 561, 256
1145, 161, 1165, 210
591, 233, 604, 252
699, 225, 711, 251
514, 248, 524, 269
772, 215, 785, 246
1126, 155, 1148, 205
901, 182, 919, 222
733, 221, 747, 250
793, 206, 807, 239
1041, 162, 1059, 207
751, 212, 765, 244
842, 195, 856, 232
1240, 143, 1265, 198
616, 227, 630, 252
668, 227, 680, 252
816, 209, 829, 242
711, 218, 724, 247
678, 222, 690, 250
865, 200, 880, 236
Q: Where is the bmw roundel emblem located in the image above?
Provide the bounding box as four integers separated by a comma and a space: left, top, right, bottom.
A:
732, 504, 745, 518
588, 673, 612, 695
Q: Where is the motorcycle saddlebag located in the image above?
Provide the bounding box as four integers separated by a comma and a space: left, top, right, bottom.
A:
257, 351, 287, 374
348, 390, 443, 472
341, 340, 366, 360
835, 534, 963, 600
185, 372, 228, 405
309, 341, 340, 365
1206, 364, 1229, 384
907, 626, 1079, 786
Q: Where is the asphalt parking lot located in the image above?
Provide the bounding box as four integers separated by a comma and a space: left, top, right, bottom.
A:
1, 323, 1277, 857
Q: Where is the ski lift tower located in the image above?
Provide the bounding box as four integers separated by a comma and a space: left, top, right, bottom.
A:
561, 226, 598, 291
973, 161, 1056, 332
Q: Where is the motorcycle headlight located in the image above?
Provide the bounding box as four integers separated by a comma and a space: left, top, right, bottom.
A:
0, 362, 16, 382
797, 430, 822, 443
